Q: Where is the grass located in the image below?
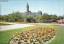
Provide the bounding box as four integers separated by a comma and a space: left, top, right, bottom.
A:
0, 23, 11, 26
50, 25, 64, 44
0, 24, 64, 44
0, 26, 34, 44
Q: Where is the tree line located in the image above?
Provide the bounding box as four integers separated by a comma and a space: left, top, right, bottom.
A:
0, 12, 64, 23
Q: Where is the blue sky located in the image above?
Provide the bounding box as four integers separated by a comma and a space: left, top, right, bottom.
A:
0, 0, 64, 16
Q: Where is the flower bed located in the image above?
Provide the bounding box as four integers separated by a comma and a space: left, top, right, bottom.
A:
9, 26, 56, 44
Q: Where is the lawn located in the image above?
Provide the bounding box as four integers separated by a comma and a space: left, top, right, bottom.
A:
0, 22, 11, 26
50, 25, 64, 44
0, 26, 33, 44
0, 24, 64, 44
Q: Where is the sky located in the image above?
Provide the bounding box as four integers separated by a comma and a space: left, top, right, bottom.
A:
0, 0, 64, 16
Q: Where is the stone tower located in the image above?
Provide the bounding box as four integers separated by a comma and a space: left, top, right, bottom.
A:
27, 3, 29, 12
26, 3, 31, 15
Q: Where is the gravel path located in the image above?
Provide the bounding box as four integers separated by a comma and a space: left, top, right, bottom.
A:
0, 24, 33, 31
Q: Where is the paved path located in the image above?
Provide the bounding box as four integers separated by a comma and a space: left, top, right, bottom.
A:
0, 24, 33, 31
0, 23, 64, 31
57, 24, 64, 26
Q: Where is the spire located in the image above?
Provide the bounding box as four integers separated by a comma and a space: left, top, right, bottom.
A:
26, 2, 29, 12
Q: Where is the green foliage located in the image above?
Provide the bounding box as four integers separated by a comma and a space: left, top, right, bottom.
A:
34, 13, 58, 23
0, 12, 64, 23
0, 12, 24, 22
